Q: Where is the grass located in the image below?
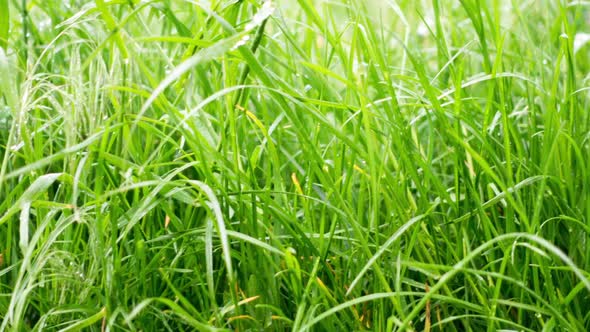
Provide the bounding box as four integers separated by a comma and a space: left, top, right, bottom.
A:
1, 0, 590, 330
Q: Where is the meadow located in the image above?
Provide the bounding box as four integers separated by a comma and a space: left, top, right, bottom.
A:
1, 0, 590, 330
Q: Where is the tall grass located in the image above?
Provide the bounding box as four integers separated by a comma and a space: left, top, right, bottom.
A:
1, 0, 590, 330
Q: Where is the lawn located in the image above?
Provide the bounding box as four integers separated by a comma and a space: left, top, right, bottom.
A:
1, 0, 590, 331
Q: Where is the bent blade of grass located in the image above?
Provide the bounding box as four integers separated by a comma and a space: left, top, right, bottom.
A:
187, 180, 234, 283
57, 307, 106, 332
540, 215, 590, 236
2, 129, 106, 181
431, 314, 535, 332
1, 209, 73, 330
399, 232, 590, 330
114, 162, 200, 240
0, 173, 62, 226
447, 175, 546, 225
132, 33, 244, 126
400, 260, 571, 325
346, 212, 431, 296
226, 230, 285, 257
437, 72, 545, 101
157, 268, 205, 321
130, 2, 275, 138
126, 298, 228, 332
300, 290, 485, 331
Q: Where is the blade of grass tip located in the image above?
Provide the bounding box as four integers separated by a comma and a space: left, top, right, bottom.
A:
398, 233, 590, 330
0, 0, 8, 50
226, 230, 285, 256
57, 307, 107, 332
0, 173, 63, 227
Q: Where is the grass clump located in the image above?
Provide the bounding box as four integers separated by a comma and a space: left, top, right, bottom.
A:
1, 0, 590, 330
